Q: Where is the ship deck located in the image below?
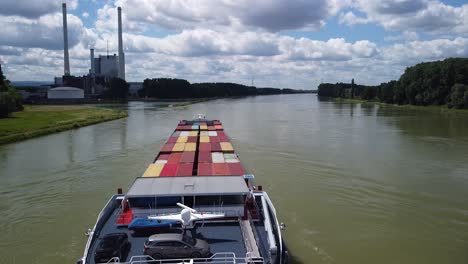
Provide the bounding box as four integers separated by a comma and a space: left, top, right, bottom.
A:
81, 119, 282, 264
87, 205, 255, 264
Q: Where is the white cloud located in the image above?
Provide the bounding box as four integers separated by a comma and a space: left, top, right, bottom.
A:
338, 11, 370, 25
345, 0, 468, 35
82, 12, 89, 18
1, 0, 467, 91
381, 37, 468, 64
113, 0, 340, 32
0, 13, 84, 50
0, 0, 78, 18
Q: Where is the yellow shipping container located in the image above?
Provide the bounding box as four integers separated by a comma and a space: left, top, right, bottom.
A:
184, 143, 197, 151
200, 136, 210, 142
177, 136, 188, 143
200, 125, 208, 130
189, 131, 198, 137
172, 143, 185, 152
142, 163, 164, 177
220, 142, 234, 151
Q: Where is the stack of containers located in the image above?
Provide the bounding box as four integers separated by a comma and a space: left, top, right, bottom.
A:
197, 121, 245, 176
143, 120, 245, 178
143, 128, 199, 177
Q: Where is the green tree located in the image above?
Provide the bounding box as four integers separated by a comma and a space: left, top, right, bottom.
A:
0, 87, 23, 117
351, 78, 355, 99
0, 64, 6, 91
104, 77, 128, 99
448, 83, 468, 109
0, 65, 23, 118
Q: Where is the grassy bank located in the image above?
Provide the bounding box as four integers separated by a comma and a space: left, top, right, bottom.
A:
0, 105, 127, 145
332, 97, 468, 116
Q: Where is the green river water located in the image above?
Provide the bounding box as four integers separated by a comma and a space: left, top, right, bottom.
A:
1, 94, 468, 264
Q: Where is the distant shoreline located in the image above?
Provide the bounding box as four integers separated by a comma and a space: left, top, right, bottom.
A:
329, 97, 468, 116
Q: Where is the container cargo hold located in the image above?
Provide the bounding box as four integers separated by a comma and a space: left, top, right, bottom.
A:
77, 117, 288, 264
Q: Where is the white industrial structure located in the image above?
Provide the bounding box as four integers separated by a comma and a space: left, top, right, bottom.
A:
92, 54, 119, 78
48, 87, 84, 99
89, 6, 125, 81
117, 7, 125, 80
62, 3, 70, 76
54, 4, 126, 96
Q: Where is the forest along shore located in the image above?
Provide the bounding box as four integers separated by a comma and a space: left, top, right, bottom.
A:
0, 105, 127, 145
318, 58, 468, 109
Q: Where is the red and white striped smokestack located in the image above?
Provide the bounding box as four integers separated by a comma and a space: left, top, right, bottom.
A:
62, 3, 70, 76
117, 6, 125, 80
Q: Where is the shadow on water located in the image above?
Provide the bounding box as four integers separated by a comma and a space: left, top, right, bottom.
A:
287, 252, 305, 264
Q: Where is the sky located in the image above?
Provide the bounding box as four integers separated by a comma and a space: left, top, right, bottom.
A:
0, 0, 467, 89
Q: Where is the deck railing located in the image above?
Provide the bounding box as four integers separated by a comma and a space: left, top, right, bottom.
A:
104, 252, 263, 264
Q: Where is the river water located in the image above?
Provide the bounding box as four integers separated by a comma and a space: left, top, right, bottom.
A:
1, 94, 468, 264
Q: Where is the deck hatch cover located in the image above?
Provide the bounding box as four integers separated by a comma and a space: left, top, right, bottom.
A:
126, 176, 249, 197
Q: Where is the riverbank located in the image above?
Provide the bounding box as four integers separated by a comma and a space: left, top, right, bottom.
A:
0, 105, 127, 145
332, 97, 468, 116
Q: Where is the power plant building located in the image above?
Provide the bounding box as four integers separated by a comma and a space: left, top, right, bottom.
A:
93, 54, 119, 78
54, 3, 126, 96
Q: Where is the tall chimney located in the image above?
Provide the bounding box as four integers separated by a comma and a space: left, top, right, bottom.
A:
117, 6, 125, 80
62, 3, 70, 76
90, 48, 95, 75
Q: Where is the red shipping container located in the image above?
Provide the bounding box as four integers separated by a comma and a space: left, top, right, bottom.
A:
213, 163, 229, 175
161, 143, 175, 152
199, 143, 211, 151
228, 163, 245, 175
176, 126, 184, 131
177, 163, 194, 176
179, 120, 186, 125
218, 135, 228, 142
211, 142, 222, 152
208, 126, 215, 131
209, 136, 220, 143
198, 163, 213, 175
167, 137, 178, 143
187, 136, 197, 143
160, 164, 178, 176
213, 121, 221, 125
168, 153, 182, 163
157, 153, 170, 160
181, 152, 195, 163
217, 131, 226, 137
198, 151, 212, 163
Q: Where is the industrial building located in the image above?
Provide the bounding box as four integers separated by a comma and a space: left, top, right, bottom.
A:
53, 3, 126, 96
48, 87, 84, 99
92, 54, 119, 78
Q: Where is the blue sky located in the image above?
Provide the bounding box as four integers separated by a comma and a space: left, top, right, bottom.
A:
0, 0, 467, 89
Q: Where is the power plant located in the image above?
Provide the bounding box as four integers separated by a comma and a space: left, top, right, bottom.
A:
54, 3, 126, 97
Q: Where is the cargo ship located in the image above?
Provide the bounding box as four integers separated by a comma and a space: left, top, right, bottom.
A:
77, 117, 288, 264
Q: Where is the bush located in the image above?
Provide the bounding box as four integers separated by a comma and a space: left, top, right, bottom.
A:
0, 87, 23, 118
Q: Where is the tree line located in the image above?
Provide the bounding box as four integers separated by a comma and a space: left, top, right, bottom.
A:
138, 78, 310, 99
0, 64, 23, 117
318, 58, 468, 109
